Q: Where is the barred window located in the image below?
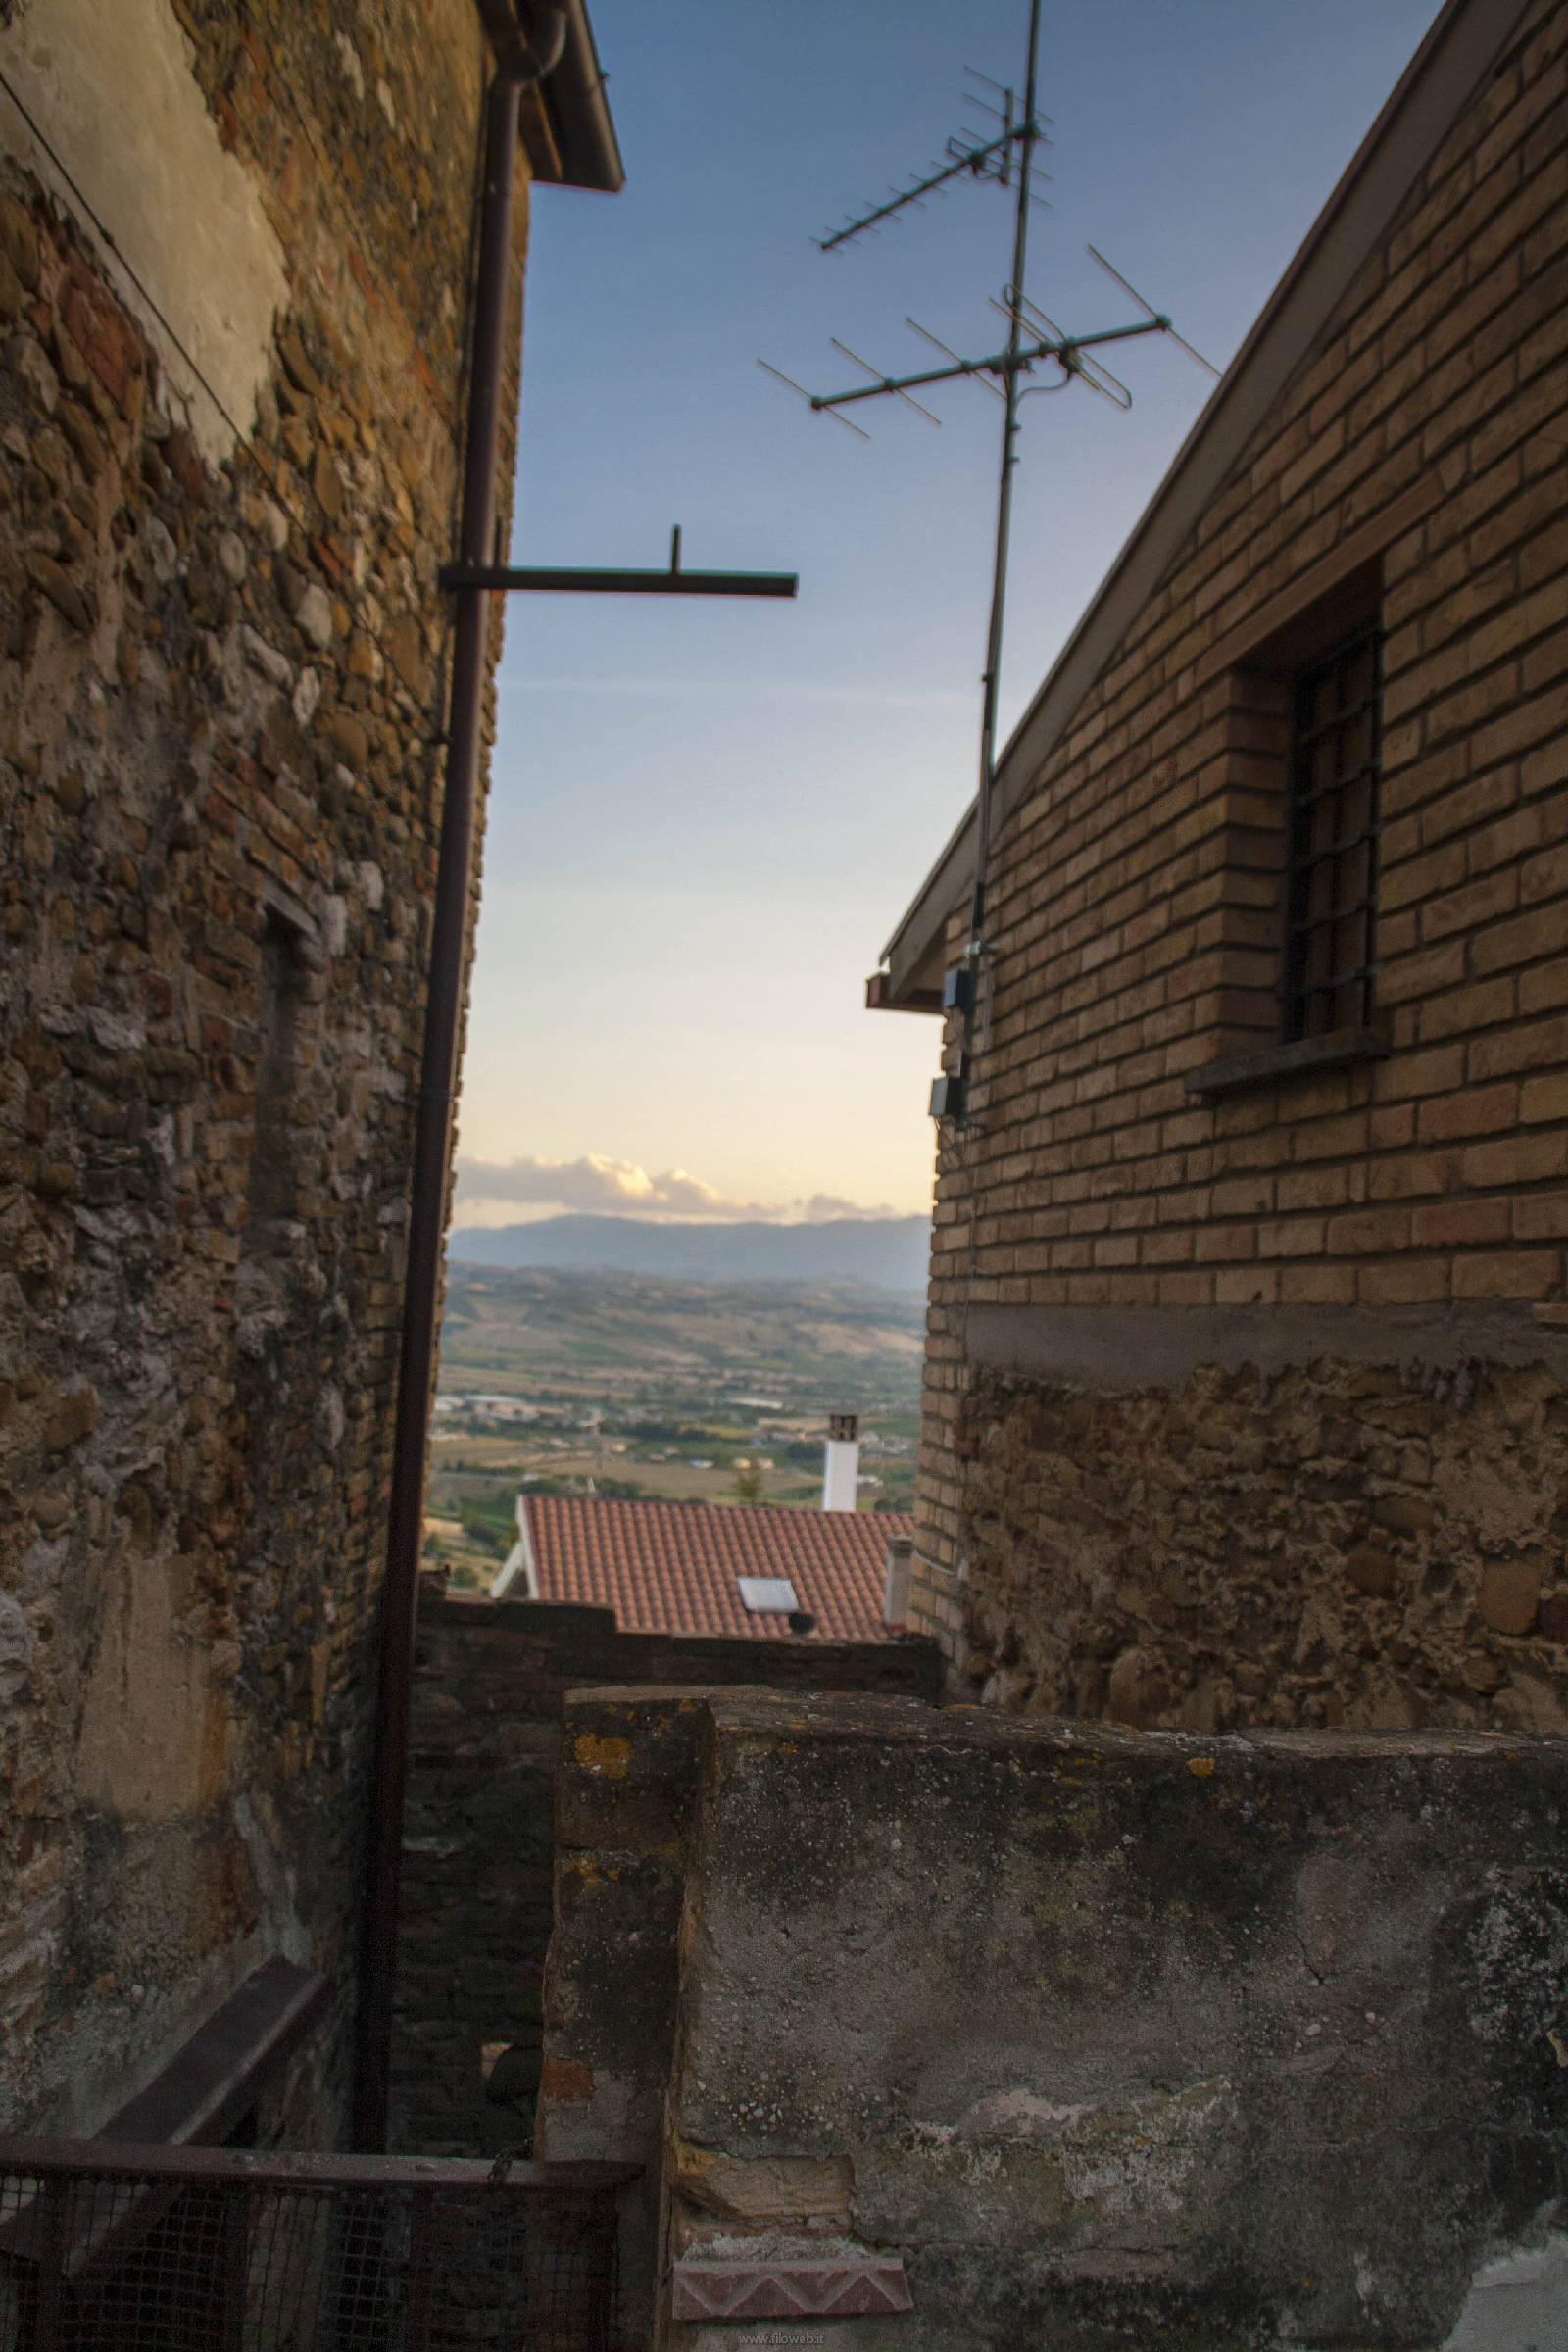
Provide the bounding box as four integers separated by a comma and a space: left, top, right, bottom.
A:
1283, 626, 1383, 1040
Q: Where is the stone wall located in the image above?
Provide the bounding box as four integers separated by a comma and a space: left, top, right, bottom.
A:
391, 1593, 944, 2165
908, 0, 1568, 1723
0, 0, 526, 2138
956, 1346, 1568, 1738
544, 1689, 1568, 2352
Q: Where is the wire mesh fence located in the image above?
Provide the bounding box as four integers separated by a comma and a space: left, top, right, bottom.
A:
0, 2139, 637, 2352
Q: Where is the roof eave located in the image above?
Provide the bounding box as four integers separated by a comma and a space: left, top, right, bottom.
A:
879, 800, 977, 1003
475, 0, 623, 191
873, 0, 1533, 1006
534, 0, 624, 193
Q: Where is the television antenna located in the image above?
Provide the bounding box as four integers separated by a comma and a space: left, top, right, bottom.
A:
760, 0, 1217, 1123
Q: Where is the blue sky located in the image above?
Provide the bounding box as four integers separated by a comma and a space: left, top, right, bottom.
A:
453, 0, 1443, 1228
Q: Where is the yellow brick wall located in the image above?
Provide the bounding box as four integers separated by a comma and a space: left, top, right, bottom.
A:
909, 0, 1568, 1736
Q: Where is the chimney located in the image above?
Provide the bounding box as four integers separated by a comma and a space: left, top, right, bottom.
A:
821, 1411, 859, 1511
882, 1533, 912, 1630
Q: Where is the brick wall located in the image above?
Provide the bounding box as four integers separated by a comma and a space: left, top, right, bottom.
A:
911, 0, 1568, 1735
0, 0, 523, 2138
391, 1592, 944, 2160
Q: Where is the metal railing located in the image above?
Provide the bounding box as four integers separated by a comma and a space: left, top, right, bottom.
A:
0, 2139, 637, 2351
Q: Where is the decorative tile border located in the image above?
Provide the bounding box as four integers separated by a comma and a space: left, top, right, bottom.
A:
671, 2255, 912, 2322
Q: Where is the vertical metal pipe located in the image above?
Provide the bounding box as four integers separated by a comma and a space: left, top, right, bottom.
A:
967, 0, 1043, 957
352, 62, 522, 2155
33, 2176, 70, 2351
404, 2186, 438, 2348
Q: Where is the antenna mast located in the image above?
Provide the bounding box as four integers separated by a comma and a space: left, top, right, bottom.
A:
973, 0, 1044, 961
762, 0, 1216, 1121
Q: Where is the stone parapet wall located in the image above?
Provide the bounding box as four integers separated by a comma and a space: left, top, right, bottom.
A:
536, 1686, 723, 2352
391, 1594, 943, 2163
543, 1690, 1568, 2351
0, 0, 517, 2138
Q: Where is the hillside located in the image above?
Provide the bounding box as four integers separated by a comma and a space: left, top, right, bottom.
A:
426, 1266, 925, 1586
446, 1213, 930, 1293
439, 1264, 924, 1414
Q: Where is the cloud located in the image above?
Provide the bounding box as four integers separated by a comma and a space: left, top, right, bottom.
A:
454, 1153, 774, 1221
800, 1193, 895, 1223
452, 1154, 906, 1226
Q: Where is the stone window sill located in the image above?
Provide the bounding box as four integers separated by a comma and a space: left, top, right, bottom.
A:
1183, 1027, 1391, 1102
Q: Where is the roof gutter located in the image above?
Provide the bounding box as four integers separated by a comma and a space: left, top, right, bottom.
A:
474, 0, 621, 191
875, 0, 1533, 1004
536, 0, 623, 194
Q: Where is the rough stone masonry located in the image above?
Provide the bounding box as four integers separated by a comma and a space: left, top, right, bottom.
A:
0, 0, 531, 2139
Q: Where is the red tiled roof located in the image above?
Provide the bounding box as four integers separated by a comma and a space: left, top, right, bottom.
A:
521, 1494, 911, 1642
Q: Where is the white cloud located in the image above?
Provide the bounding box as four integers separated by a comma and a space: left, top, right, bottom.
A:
452, 1153, 905, 1227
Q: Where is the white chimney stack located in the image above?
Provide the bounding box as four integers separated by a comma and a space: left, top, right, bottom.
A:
882, 1533, 912, 1629
821, 1411, 859, 1512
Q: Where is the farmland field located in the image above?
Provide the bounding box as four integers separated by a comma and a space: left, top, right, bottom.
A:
424, 1265, 924, 1587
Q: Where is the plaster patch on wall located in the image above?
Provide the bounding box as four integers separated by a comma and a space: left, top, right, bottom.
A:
74, 1554, 227, 1821
1439, 2232, 1568, 2351
536, 2064, 634, 2161
0, 0, 287, 460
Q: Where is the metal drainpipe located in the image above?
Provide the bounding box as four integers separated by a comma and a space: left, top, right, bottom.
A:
352, 3, 566, 2155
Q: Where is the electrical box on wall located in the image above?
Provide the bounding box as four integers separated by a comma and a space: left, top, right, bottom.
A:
929, 1073, 965, 1120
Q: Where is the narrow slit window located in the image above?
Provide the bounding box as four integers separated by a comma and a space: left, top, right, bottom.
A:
1283, 626, 1382, 1041
246, 910, 305, 1234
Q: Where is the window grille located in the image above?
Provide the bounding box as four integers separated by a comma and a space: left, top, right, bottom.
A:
0, 2137, 635, 2352
1282, 626, 1382, 1040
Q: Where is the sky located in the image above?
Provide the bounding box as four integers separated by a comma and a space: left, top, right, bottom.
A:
452, 0, 1443, 1231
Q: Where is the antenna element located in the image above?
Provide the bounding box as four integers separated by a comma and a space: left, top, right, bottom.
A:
760, 0, 1217, 1124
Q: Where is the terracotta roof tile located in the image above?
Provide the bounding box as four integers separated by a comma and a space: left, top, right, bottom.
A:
523, 1495, 911, 1642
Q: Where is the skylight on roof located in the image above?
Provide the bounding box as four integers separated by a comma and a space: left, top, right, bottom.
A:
737, 1577, 799, 1615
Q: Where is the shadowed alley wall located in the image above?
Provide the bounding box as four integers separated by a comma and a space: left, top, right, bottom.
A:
0, 0, 532, 2140
390, 1592, 943, 2158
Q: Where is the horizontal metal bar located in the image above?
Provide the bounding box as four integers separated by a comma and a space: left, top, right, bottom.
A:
1296, 700, 1379, 755
0, 2136, 642, 2194
1281, 958, 1378, 999
1294, 827, 1380, 868
98, 1959, 326, 2150
817, 126, 1023, 250
1288, 921, 1372, 959
1288, 906, 1374, 940
1294, 769, 1378, 813
439, 564, 798, 598
812, 317, 1165, 412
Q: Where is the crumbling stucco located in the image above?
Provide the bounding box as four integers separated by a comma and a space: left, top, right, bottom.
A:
0, 0, 289, 463
544, 1690, 1568, 2351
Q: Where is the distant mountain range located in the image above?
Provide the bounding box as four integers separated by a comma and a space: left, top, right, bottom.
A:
447, 1213, 931, 1292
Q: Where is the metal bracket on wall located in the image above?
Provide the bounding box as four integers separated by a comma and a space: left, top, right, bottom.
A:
440, 525, 798, 599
